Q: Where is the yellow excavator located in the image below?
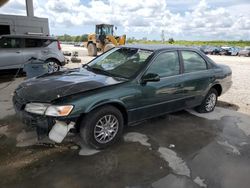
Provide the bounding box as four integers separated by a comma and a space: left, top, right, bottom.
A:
87, 24, 126, 56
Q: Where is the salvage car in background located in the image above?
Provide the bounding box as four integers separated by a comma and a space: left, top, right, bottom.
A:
0, 34, 65, 72
229, 47, 241, 56
13, 45, 232, 149
221, 46, 241, 56
204, 46, 223, 55
238, 46, 250, 57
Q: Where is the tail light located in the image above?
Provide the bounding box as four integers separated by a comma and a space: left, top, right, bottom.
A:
57, 40, 61, 50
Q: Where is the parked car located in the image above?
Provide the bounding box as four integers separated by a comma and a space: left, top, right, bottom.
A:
238, 46, 250, 57
218, 48, 230, 56
221, 47, 232, 55
13, 45, 232, 149
204, 47, 223, 55
74, 42, 81, 47
74, 42, 84, 47
0, 34, 65, 72
221, 46, 241, 56
229, 47, 241, 56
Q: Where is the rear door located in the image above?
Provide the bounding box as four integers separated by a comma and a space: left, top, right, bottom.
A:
22, 38, 44, 62
179, 50, 213, 107
0, 37, 24, 69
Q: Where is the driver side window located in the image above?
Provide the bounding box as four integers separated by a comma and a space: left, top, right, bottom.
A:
147, 51, 180, 77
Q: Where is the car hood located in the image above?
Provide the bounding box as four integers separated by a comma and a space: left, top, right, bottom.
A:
15, 68, 126, 102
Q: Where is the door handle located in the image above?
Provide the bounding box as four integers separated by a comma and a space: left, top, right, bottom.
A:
16, 51, 21, 53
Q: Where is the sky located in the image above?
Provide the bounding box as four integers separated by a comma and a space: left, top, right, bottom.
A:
0, 0, 250, 40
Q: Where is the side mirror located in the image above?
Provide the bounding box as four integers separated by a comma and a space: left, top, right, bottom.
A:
141, 73, 160, 84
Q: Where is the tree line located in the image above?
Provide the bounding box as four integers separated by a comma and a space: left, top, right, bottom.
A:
57, 34, 88, 42
126, 38, 250, 47
56, 34, 250, 47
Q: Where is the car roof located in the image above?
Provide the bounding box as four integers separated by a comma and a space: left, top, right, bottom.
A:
121, 44, 200, 52
0, 34, 56, 40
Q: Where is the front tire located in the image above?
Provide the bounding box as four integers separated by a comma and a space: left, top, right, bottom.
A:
80, 105, 124, 149
88, 43, 97, 56
196, 88, 218, 113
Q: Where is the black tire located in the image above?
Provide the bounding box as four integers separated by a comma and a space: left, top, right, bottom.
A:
46, 59, 60, 73
88, 43, 97, 56
196, 88, 218, 113
80, 105, 124, 149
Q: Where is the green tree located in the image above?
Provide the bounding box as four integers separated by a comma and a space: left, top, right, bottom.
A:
74, 36, 81, 42
80, 34, 88, 42
168, 38, 175, 44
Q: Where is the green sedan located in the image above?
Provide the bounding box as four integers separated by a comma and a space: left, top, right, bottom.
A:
13, 45, 232, 149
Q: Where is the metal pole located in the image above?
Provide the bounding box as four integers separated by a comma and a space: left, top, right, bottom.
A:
26, 0, 34, 17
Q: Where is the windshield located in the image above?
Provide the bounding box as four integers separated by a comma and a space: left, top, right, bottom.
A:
87, 48, 153, 78
96, 25, 113, 35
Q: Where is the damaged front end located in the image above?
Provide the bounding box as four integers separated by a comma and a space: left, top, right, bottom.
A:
13, 92, 76, 143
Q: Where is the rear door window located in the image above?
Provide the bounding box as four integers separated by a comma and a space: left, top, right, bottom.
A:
181, 51, 207, 73
0, 37, 21, 48
25, 38, 43, 48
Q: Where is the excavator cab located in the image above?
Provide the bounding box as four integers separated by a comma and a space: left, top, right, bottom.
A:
95, 24, 114, 45
95, 24, 114, 36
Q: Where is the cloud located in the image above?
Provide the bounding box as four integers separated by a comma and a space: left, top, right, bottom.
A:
0, 0, 249, 40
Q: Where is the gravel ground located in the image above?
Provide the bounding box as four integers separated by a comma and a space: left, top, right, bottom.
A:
208, 55, 250, 115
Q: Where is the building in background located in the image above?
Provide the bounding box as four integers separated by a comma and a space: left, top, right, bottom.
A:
0, 0, 49, 36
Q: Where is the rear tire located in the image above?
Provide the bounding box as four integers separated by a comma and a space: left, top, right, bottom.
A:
46, 59, 60, 73
88, 43, 97, 56
196, 88, 218, 113
80, 105, 124, 149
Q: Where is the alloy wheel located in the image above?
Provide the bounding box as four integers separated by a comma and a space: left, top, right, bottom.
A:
205, 93, 217, 111
94, 114, 119, 144
47, 61, 59, 73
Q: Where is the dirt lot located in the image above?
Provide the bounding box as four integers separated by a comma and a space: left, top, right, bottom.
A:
0, 45, 250, 188
208, 55, 250, 115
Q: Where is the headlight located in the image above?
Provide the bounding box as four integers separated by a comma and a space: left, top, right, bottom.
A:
25, 103, 49, 115
45, 105, 74, 117
25, 103, 74, 117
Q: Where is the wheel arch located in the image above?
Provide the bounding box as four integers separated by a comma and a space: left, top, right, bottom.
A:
211, 84, 222, 96
45, 57, 62, 66
77, 100, 128, 128
87, 41, 92, 46
87, 41, 96, 47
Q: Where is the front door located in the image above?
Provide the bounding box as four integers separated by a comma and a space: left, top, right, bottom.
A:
0, 37, 24, 70
130, 51, 184, 122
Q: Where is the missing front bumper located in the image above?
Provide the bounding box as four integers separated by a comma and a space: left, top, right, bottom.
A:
49, 121, 75, 143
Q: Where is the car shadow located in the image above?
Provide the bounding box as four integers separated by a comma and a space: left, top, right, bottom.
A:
0, 69, 26, 84
217, 100, 239, 111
